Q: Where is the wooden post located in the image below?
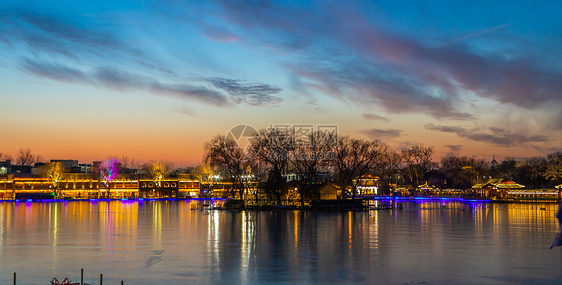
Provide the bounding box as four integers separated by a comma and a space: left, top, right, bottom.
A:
121, 281, 124, 285
13, 272, 16, 285
81, 268, 83, 285
100, 274, 103, 285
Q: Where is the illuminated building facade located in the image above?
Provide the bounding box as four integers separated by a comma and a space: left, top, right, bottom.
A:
318, 182, 341, 200
472, 178, 525, 199
139, 179, 178, 198
504, 189, 560, 202
0, 160, 10, 175
353, 175, 379, 196
0, 175, 201, 200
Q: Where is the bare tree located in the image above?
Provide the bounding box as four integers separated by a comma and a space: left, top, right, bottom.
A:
543, 152, 562, 184
204, 135, 250, 200
0, 152, 12, 161
498, 157, 520, 180
248, 157, 269, 204
440, 155, 487, 189
375, 146, 403, 192
401, 143, 434, 188
523, 156, 547, 188
289, 130, 335, 206
16, 148, 43, 166
252, 128, 294, 204
118, 156, 130, 169
334, 136, 384, 198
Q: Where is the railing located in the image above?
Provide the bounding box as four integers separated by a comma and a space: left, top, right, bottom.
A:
12, 269, 125, 285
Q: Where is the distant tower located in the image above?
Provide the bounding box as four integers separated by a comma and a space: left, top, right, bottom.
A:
491, 155, 498, 170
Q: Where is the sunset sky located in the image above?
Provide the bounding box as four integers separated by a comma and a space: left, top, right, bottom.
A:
1, 0, 561, 166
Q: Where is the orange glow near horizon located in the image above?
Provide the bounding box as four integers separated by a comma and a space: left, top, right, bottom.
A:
0, 119, 557, 167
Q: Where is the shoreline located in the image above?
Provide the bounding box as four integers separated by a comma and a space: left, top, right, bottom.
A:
0, 196, 558, 205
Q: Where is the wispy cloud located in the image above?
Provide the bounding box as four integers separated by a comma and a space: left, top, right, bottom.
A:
445, 145, 463, 153
148, 82, 230, 107
22, 59, 89, 83
288, 58, 475, 120
21, 59, 231, 107
1, 9, 174, 80
207, 77, 283, 106
3, 8, 294, 110
2, 10, 137, 58
173, 105, 200, 117
549, 109, 562, 131
21, 59, 286, 108
438, 24, 512, 47
201, 25, 241, 42
362, 113, 390, 122
0, 34, 9, 45
364, 128, 402, 140
425, 124, 552, 147
215, 1, 562, 119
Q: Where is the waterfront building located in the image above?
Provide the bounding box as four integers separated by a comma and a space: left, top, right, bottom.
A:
50, 159, 79, 171
433, 188, 465, 197
31, 163, 46, 176
472, 178, 525, 199
504, 189, 560, 202
77, 163, 93, 173
99, 176, 139, 199
0, 174, 202, 200
284, 171, 332, 184
10, 165, 32, 176
11, 177, 53, 200
0, 160, 9, 175
353, 174, 379, 196
318, 182, 341, 200
178, 174, 201, 198
139, 179, 178, 198
416, 182, 436, 195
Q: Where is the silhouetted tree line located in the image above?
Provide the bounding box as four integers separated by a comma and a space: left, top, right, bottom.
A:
3, 141, 561, 203
204, 128, 562, 203
432, 153, 561, 190
205, 127, 436, 203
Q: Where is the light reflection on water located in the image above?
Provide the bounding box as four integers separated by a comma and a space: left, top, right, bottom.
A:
1, 200, 561, 284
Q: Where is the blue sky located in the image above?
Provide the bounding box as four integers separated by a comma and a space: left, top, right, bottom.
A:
1, 0, 561, 165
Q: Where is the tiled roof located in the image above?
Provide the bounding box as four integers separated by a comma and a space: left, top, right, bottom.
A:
472, 178, 524, 189
417, 182, 434, 189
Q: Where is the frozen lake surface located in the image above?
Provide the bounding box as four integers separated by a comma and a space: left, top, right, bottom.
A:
1, 200, 562, 284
